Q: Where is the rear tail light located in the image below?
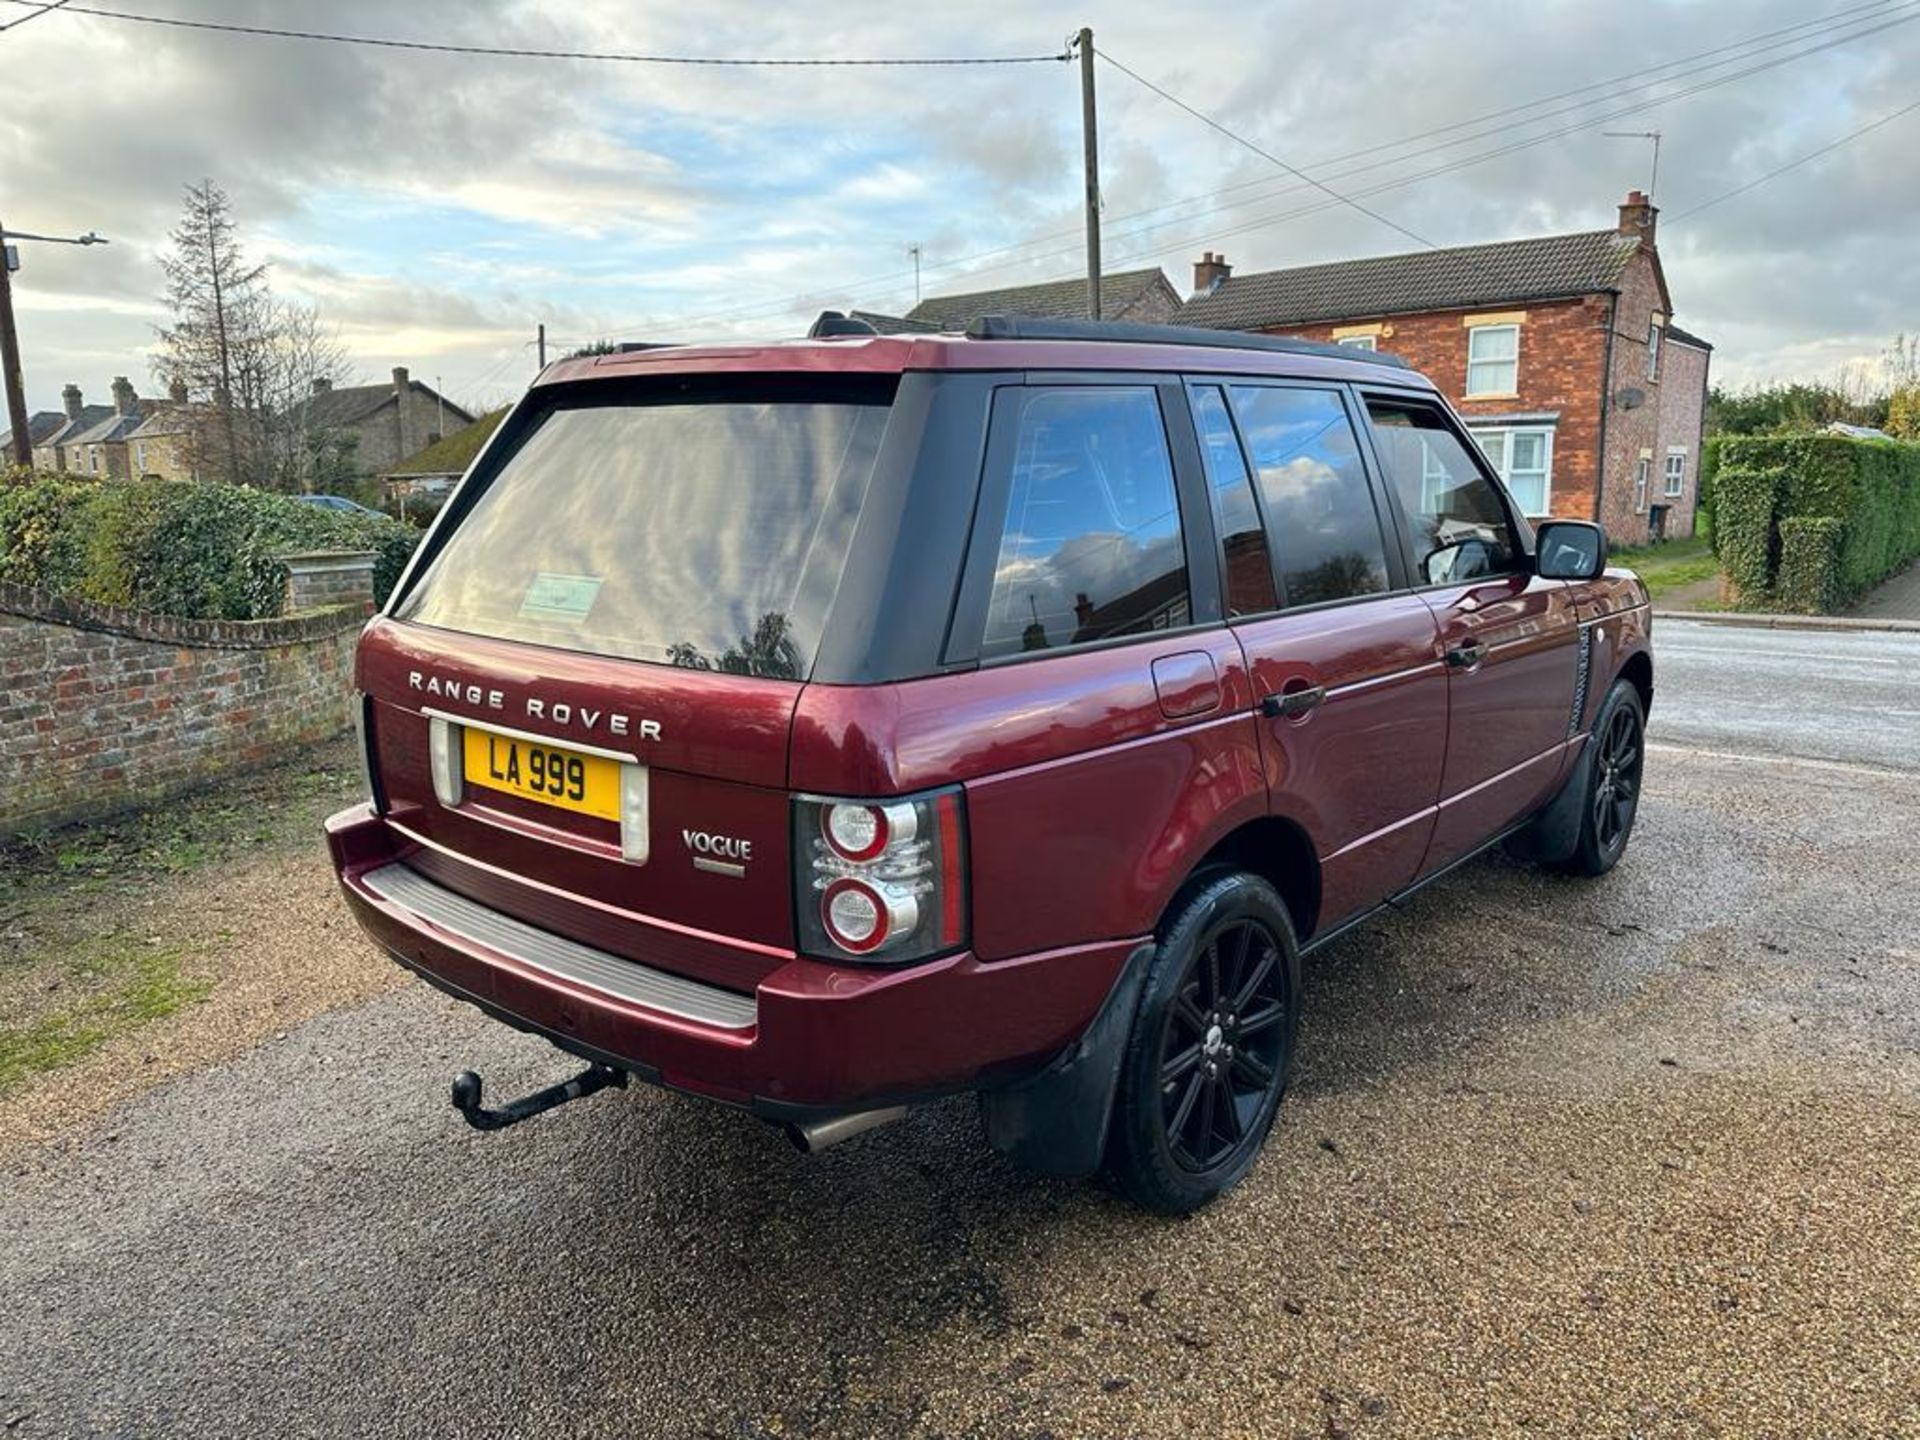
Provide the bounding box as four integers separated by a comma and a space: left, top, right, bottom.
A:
794, 789, 967, 964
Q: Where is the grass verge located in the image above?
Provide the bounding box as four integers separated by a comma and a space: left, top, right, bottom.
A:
1612, 536, 1723, 604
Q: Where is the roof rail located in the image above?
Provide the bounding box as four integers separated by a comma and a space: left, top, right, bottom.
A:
962, 313, 1413, 369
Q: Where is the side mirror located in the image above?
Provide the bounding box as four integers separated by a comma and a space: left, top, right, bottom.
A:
1534, 520, 1608, 581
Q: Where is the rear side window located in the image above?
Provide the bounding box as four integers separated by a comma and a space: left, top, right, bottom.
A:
1229, 385, 1390, 607
394, 385, 890, 678
1189, 385, 1278, 617
1366, 399, 1522, 585
978, 387, 1190, 659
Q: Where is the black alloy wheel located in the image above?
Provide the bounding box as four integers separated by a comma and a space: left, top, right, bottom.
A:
1557, 678, 1648, 877
1103, 871, 1301, 1214
1592, 699, 1643, 854
1157, 918, 1289, 1172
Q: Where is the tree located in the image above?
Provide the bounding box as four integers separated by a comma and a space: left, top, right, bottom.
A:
153, 182, 354, 491
155, 180, 270, 483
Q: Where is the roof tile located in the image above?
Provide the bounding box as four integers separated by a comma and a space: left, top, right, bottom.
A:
1177, 231, 1643, 330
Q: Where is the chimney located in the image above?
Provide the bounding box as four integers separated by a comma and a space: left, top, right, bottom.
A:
310, 377, 332, 394
1192, 251, 1233, 296
1618, 189, 1657, 246
168, 378, 189, 405
110, 376, 138, 417
62, 384, 83, 422
391, 366, 410, 396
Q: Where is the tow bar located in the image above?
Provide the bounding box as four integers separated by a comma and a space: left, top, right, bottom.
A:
450, 1062, 628, 1132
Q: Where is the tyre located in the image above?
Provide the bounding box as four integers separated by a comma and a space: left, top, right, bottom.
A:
1102, 872, 1301, 1215
1555, 678, 1646, 877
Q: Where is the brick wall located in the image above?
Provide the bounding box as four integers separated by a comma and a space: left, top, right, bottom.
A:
0, 582, 364, 837
1654, 336, 1710, 540
1268, 294, 1612, 524
281, 551, 377, 614
1596, 252, 1667, 544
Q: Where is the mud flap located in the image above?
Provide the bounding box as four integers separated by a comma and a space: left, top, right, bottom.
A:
979, 940, 1157, 1178
1505, 730, 1598, 865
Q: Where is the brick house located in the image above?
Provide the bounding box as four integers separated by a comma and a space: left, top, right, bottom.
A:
1177, 192, 1712, 544
860, 266, 1183, 334
56, 376, 152, 480
25, 384, 113, 473
125, 380, 205, 481
297, 367, 474, 479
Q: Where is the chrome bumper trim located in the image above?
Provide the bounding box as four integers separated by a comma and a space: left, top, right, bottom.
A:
361, 862, 757, 1031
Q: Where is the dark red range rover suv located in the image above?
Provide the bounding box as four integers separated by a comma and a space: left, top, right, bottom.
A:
326, 315, 1651, 1212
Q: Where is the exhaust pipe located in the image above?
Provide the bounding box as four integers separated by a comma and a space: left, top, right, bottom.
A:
786, 1105, 910, 1154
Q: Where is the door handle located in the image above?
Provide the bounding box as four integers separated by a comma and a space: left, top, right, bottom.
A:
1260, 685, 1326, 719
1445, 642, 1487, 670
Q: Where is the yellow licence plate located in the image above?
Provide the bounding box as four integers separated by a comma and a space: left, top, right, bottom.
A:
462, 728, 621, 822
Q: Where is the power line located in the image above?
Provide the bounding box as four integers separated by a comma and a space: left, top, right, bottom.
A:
0, 0, 70, 33
597, 1, 1920, 338
877, 0, 1913, 269
1666, 95, 1920, 223
0, 0, 1070, 64
1096, 48, 1442, 252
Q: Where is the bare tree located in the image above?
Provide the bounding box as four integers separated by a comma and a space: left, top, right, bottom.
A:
254, 300, 354, 492
154, 180, 273, 483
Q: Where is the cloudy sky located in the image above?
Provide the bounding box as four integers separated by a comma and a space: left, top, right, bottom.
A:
2, 0, 1916, 415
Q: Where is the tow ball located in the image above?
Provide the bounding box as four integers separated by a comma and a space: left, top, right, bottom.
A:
450, 1061, 628, 1132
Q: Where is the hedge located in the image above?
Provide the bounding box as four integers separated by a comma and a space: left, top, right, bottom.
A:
1711, 433, 1920, 611
1775, 517, 1845, 614
0, 475, 419, 621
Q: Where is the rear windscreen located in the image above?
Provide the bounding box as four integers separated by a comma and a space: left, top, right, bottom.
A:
394, 384, 892, 679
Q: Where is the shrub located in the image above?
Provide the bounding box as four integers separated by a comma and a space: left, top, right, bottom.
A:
1711, 433, 1920, 611
1711, 462, 1786, 598
1699, 435, 1723, 550
1775, 517, 1844, 614
0, 475, 95, 591
0, 474, 419, 620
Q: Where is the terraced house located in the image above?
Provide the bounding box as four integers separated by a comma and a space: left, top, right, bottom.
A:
1178, 190, 1711, 544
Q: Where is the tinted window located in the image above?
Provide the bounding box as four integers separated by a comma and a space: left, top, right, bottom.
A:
1229, 385, 1390, 607
1367, 400, 1522, 585
396, 386, 890, 678
1189, 385, 1277, 617
979, 387, 1189, 658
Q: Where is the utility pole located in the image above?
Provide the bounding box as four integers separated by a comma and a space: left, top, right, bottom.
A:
0, 219, 108, 470
907, 243, 923, 305
536, 323, 547, 370
1077, 26, 1102, 320
0, 232, 29, 468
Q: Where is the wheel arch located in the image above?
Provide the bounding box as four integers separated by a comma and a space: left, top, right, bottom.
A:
1181, 814, 1321, 946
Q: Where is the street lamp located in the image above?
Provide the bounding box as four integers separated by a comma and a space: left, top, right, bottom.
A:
1, 221, 111, 469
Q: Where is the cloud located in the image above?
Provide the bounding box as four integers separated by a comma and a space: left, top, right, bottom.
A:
0, 0, 1915, 408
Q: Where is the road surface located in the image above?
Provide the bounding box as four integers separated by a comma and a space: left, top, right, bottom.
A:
2, 621, 1916, 1438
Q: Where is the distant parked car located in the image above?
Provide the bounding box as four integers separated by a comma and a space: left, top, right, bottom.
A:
296, 494, 384, 518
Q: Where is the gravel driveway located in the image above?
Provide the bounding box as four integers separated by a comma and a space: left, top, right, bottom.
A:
2, 625, 1916, 1438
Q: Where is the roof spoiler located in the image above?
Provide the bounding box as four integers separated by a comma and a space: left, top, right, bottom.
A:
963, 313, 1414, 369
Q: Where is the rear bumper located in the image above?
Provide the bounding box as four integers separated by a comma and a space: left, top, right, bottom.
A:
326, 804, 1136, 1113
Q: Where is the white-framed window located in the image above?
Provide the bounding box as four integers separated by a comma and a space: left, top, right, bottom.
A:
1336, 334, 1377, 352
134, 441, 148, 475
1468, 424, 1554, 517
1633, 457, 1650, 512
1664, 448, 1686, 498
89, 446, 100, 474
1647, 320, 1663, 380
1466, 324, 1519, 396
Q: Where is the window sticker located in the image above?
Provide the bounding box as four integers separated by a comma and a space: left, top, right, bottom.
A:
519, 572, 604, 622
